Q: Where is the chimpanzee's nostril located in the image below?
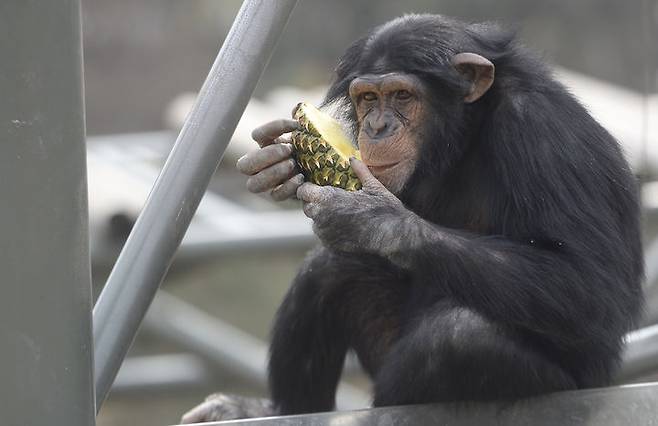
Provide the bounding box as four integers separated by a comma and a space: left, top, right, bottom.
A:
365, 118, 392, 139
373, 121, 388, 133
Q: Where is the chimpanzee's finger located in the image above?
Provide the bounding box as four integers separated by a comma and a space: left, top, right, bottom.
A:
246, 159, 298, 193
251, 119, 300, 147
273, 133, 292, 145
350, 157, 387, 193
302, 202, 319, 219
237, 143, 294, 176
271, 173, 305, 201
180, 400, 215, 424
296, 182, 333, 204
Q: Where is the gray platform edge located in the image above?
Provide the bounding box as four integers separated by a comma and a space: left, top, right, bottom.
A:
191, 382, 658, 426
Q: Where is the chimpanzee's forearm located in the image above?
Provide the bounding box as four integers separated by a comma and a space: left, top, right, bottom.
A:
372, 213, 634, 349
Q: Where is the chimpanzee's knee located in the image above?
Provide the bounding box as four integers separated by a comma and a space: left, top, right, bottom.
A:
373, 304, 576, 406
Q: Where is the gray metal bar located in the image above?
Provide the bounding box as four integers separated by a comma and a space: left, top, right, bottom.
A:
642, 235, 658, 288
190, 382, 658, 426
617, 323, 658, 382
0, 1, 95, 424
112, 353, 213, 394
92, 0, 298, 409
144, 292, 370, 410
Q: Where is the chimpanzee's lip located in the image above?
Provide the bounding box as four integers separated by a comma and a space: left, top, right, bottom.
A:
366, 162, 400, 174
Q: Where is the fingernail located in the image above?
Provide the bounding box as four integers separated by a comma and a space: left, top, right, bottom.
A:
245, 178, 256, 193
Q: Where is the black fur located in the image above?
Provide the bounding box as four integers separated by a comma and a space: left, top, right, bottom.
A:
269, 14, 643, 415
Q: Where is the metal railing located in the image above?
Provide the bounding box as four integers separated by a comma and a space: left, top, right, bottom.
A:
92, 0, 298, 409
5, 0, 658, 424
194, 383, 658, 426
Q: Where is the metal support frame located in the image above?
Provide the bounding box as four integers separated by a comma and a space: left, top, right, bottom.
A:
0, 1, 95, 424
195, 383, 658, 426
92, 0, 298, 409
112, 353, 213, 394
618, 323, 658, 382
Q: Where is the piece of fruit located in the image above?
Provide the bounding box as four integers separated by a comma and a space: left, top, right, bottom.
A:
290, 102, 362, 191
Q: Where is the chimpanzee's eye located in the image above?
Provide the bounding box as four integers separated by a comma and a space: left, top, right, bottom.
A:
362, 92, 377, 102
396, 90, 412, 100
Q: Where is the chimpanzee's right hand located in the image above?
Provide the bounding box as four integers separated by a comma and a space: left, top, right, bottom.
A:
237, 119, 305, 201
180, 393, 275, 423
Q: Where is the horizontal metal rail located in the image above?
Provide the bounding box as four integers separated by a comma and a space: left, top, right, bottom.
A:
189, 382, 658, 426
112, 353, 213, 394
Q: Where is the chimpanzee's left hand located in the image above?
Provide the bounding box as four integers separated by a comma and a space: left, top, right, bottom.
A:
297, 158, 413, 255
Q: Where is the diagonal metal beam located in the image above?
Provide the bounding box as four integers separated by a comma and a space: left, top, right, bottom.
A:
93, 0, 298, 409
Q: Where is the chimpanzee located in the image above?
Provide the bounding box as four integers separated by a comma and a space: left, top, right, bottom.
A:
181, 14, 643, 423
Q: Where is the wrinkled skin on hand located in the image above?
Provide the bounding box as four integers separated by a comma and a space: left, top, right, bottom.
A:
236, 119, 305, 201
236, 120, 420, 263
180, 393, 275, 424
296, 157, 417, 261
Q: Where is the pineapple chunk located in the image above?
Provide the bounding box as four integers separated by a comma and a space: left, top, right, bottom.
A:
291, 102, 362, 191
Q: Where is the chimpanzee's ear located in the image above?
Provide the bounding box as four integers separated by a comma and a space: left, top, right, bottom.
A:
451, 53, 495, 103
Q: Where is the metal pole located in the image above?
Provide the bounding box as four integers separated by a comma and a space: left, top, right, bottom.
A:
0, 1, 95, 424
93, 0, 298, 409
112, 353, 213, 395
617, 324, 658, 382
178, 383, 658, 426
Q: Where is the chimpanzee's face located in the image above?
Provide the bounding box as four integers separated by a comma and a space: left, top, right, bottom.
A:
349, 72, 428, 195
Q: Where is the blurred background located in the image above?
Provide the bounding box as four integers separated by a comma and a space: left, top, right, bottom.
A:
83, 1, 658, 425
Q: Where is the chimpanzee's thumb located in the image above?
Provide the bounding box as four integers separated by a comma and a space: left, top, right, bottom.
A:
350, 157, 386, 193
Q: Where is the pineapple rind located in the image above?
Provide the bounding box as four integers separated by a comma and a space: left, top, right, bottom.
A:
291, 102, 362, 191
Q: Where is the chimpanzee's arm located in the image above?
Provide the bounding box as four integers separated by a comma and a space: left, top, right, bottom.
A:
381, 217, 627, 343
297, 159, 641, 350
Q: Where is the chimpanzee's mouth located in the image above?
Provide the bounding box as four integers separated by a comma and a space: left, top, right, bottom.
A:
367, 162, 400, 175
